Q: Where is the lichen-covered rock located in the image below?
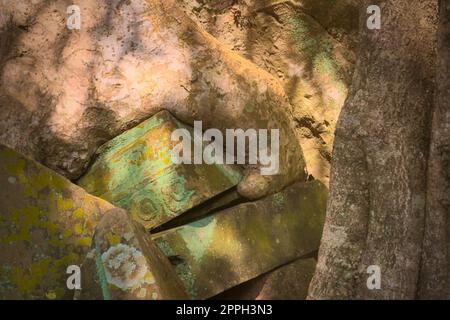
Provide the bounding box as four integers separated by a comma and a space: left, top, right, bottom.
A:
77, 110, 242, 230
215, 257, 317, 300
153, 180, 327, 299
77, 209, 188, 300
0, 144, 118, 299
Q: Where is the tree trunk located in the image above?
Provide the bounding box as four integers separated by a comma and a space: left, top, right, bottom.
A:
418, 0, 450, 299
308, 0, 439, 299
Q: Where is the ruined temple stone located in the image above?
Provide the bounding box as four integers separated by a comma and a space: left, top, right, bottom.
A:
153, 180, 327, 299
77, 209, 188, 300
0, 144, 118, 299
214, 257, 317, 300
77, 110, 242, 230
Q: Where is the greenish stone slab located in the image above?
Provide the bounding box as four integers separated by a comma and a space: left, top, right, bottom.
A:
152, 188, 242, 233
152, 180, 328, 299
77, 209, 188, 300
77, 110, 242, 230
0, 144, 118, 299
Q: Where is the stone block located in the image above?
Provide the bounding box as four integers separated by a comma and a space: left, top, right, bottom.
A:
77, 210, 188, 300
0, 144, 117, 299
213, 257, 317, 300
153, 180, 327, 299
78, 110, 242, 230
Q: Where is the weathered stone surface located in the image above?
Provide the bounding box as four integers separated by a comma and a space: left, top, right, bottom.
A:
0, 0, 306, 201
153, 180, 327, 299
214, 257, 317, 300
77, 209, 188, 300
78, 110, 242, 230
0, 144, 117, 299
180, 0, 359, 186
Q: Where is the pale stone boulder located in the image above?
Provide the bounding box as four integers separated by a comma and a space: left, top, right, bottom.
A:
0, 0, 306, 200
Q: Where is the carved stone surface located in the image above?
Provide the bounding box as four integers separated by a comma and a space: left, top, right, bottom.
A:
77, 209, 188, 300
78, 110, 242, 230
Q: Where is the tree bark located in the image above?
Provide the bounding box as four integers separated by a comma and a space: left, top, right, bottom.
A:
308, 0, 439, 299
418, 0, 450, 299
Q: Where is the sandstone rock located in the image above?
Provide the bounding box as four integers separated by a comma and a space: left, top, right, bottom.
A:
180, 0, 359, 186
77, 110, 242, 230
152, 180, 327, 299
0, 144, 118, 299
77, 209, 188, 300
214, 257, 317, 300
0, 0, 305, 200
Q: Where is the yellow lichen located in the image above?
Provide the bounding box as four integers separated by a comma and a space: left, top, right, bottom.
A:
73, 208, 84, 219
45, 290, 57, 300
74, 223, 83, 235
144, 271, 156, 284
106, 232, 122, 245
76, 237, 92, 247
57, 197, 74, 211
10, 258, 51, 293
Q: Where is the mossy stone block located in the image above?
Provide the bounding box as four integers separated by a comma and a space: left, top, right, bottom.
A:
77, 110, 242, 230
0, 144, 117, 299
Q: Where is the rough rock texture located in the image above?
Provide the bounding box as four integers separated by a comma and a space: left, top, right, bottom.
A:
179, 0, 359, 185
77, 110, 242, 230
0, 0, 306, 200
77, 209, 188, 300
153, 180, 327, 299
308, 0, 440, 299
0, 144, 118, 299
214, 257, 316, 300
